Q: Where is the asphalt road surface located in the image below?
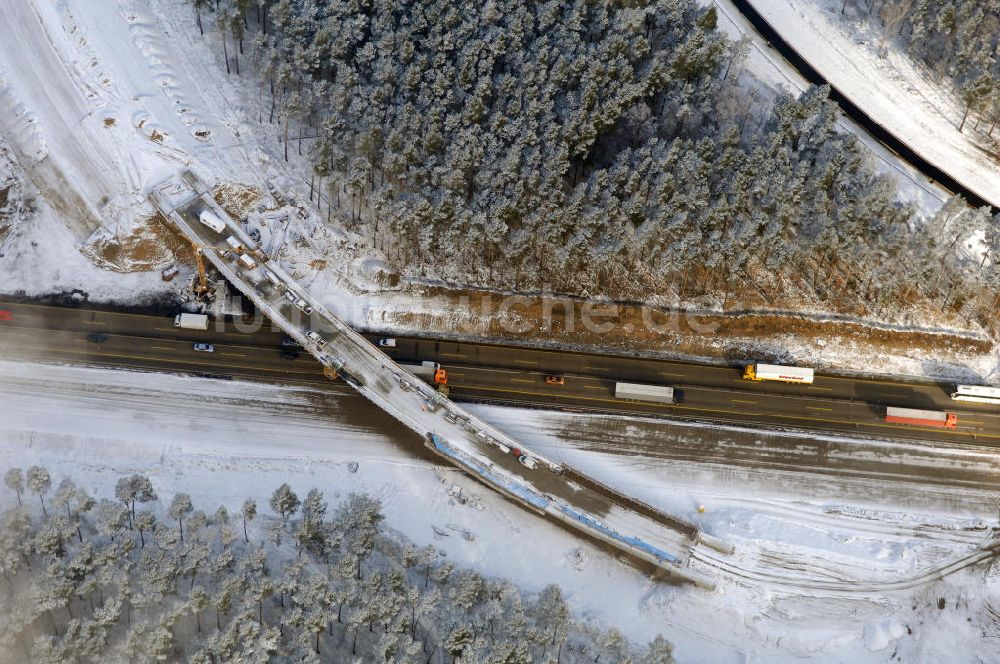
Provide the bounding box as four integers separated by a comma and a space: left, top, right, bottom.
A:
2, 299, 998, 445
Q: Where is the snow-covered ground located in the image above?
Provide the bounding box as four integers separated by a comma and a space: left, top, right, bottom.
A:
1, 360, 997, 662
742, 0, 1000, 209
1, 1, 997, 658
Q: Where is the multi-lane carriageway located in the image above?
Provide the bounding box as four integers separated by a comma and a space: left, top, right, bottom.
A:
5, 302, 1000, 446
145, 171, 727, 589
3, 172, 996, 586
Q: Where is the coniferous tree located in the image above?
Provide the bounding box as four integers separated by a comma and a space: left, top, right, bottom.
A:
241, 498, 257, 543
26, 467, 51, 517
4, 468, 24, 507
169, 493, 194, 543
269, 484, 300, 521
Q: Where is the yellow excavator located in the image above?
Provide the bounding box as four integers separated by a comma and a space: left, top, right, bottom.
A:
183, 236, 211, 300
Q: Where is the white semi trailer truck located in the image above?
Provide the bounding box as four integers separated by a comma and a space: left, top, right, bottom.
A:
742, 363, 814, 384
174, 313, 209, 330
614, 382, 676, 404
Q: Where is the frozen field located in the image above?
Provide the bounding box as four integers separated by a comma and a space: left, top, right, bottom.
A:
1, 360, 997, 662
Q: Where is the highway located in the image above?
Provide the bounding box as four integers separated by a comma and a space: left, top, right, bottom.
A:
142, 171, 720, 588
2, 300, 999, 446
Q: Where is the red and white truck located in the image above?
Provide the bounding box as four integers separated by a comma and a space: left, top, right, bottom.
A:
885, 406, 957, 429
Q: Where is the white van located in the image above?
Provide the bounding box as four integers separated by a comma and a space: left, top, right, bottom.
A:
198, 210, 226, 233
306, 331, 327, 347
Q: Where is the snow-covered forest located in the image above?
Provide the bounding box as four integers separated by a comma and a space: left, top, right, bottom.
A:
188, 0, 999, 327
0, 467, 676, 663
849, 0, 1000, 134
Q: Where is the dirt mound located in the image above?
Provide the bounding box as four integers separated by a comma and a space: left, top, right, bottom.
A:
80, 214, 194, 273
390, 285, 995, 368
213, 182, 262, 221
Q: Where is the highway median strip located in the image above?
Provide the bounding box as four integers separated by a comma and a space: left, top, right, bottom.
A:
446, 383, 996, 440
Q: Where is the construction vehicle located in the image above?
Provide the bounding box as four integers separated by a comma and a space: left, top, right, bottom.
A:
742, 363, 814, 384
174, 313, 209, 330
400, 361, 447, 386
423, 391, 448, 413
161, 264, 179, 281
227, 233, 268, 266
885, 407, 957, 428
510, 447, 538, 469
264, 268, 285, 291
284, 290, 314, 315
614, 382, 676, 404
190, 247, 211, 299
177, 230, 212, 300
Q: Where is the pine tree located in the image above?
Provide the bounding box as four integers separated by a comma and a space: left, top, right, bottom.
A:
190, 586, 210, 634
134, 511, 156, 549
642, 635, 675, 664
242, 498, 257, 543
269, 484, 300, 520
336, 494, 383, 579
26, 466, 51, 517
445, 624, 474, 663
4, 468, 24, 506
169, 493, 194, 542
115, 475, 157, 526
51, 478, 77, 521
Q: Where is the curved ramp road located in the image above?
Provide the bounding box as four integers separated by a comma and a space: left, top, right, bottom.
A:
727, 0, 999, 212
147, 171, 717, 589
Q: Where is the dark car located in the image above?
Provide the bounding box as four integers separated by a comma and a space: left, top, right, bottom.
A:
280, 334, 302, 348
279, 349, 299, 360
673, 389, 685, 404
86, 333, 109, 343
